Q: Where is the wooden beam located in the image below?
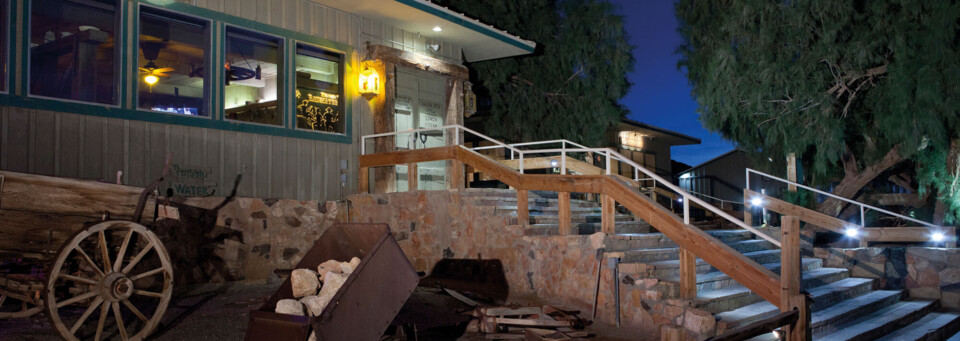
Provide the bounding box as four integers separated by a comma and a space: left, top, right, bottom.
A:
457, 147, 521, 188
359, 167, 369, 193
500, 156, 637, 187
862, 227, 953, 242
679, 247, 697, 299
745, 189, 848, 234
369, 43, 469, 80
780, 216, 807, 341
558, 192, 571, 235
407, 163, 418, 191
359, 146, 457, 168
601, 194, 615, 234
519, 175, 604, 193
517, 190, 530, 226
0, 209, 96, 256
0, 171, 155, 219
606, 177, 781, 305
450, 161, 464, 190
708, 310, 798, 341
787, 153, 797, 192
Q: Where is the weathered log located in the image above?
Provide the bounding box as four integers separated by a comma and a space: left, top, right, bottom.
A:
0, 209, 97, 256
0, 171, 155, 219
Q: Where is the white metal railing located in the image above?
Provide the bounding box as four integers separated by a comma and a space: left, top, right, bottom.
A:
361, 125, 781, 247
746, 168, 942, 232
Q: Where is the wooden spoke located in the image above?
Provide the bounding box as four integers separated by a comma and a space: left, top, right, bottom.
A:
75, 247, 105, 278
114, 228, 134, 273
95, 299, 111, 341
58, 273, 97, 286
113, 302, 128, 341
98, 230, 112, 273
130, 268, 165, 282
70, 297, 104, 335
55, 290, 98, 308
0, 294, 6, 307
122, 299, 149, 323
121, 243, 154, 275
133, 289, 163, 298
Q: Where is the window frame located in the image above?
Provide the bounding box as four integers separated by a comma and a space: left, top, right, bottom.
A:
0, 0, 10, 94
221, 24, 285, 128
292, 40, 346, 136
26, 0, 123, 107
134, 3, 214, 119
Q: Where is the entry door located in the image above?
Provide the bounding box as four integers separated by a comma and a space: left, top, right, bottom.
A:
394, 68, 446, 191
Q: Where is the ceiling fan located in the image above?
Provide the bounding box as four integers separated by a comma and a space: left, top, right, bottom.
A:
140, 42, 174, 85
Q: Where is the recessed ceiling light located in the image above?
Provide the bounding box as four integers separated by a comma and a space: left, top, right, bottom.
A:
433, 26, 442, 32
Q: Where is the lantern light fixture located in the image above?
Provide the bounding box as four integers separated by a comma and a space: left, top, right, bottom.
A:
359, 42, 381, 97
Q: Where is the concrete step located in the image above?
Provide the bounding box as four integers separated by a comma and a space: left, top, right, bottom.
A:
523, 221, 651, 236
815, 300, 935, 341
650, 258, 824, 296
474, 197, 597, 209
716, 277, 875, 333
619, 239, 775, 263
605, 229, 755, 251
809, 290, 904, 335
495, 205, 603, 214
528, 214, 637, 224
693, 268, 849, 313
874, 312, 960, 341
642, 250, 783, 279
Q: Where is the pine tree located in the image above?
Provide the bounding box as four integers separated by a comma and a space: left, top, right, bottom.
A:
676, 0, 960, 222
435, 0, 634, 146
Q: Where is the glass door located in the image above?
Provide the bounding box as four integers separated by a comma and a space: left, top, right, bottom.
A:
394, 68, 446, 191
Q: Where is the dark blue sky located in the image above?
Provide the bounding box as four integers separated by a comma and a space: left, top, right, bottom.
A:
607, 0, 736, 167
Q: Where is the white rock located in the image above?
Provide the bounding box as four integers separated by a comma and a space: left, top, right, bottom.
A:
317, 272, 347, 304
291, 269, 320, 298
340, 257, 361, 275
318, 259, 343, 274
275, 299, 304, 316
300, 295, 332, 317
308, 331, 317, 341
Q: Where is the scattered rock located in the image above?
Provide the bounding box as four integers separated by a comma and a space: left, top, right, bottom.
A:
291, 269, 320, 298
275, 299, 305, 316
318, 272, 347, 303
300, 295, 332, 317
340, 257, 361, 274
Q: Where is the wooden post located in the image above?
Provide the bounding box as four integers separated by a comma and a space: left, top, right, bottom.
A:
517, 189, 530, 226
407, 163, 417, 191
660, 325, 686, 341
743, 188, 753, 227
679, 247, 697, 299
601, 194, 616, 234
780, 216, 808, 341
359, 167, 369, 193
450, 161, 464, 190
787, 153, 798, 192
559, 192, 571, 235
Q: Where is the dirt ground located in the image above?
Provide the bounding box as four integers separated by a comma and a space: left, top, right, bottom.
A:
0, 281, 645, 340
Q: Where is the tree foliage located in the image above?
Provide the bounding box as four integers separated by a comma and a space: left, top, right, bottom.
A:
434, 0, 634, 146
676, 0, 960, 222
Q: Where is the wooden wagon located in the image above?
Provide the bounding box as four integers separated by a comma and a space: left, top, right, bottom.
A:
0, 157, 238, 341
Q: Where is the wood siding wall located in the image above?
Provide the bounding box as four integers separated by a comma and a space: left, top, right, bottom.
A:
0, 0, 464, 201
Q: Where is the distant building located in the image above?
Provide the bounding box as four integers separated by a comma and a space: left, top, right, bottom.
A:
608, 119, 700, 178
677, 149, 750, 203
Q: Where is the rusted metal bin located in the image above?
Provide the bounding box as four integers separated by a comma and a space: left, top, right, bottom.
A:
244, 223, 418, 341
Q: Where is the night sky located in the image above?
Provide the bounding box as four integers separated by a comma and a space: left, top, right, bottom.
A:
607, 0, 736, 167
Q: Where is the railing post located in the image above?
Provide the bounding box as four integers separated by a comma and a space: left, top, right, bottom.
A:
519, 153, 525, 174
559, 192, 571, 235
679, 247, 697, 299
407, 163, 417, 191
359, 167, 369, 193
602, 194, 615, 234
743, 188, 753, 227
651, 181, 658, 203
859, 205, 868, 247
781, 216, 808, 341
454, 126, 460, 146
605, 150, 611, 175
683, 195, 690, 225
561, 151, 567, 175
517, 189, 529, 226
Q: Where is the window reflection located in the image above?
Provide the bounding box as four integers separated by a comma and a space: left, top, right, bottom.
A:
295, 43, 343, 133
224, 27, 282, 126
30, 0, 119, 104
138, 7, 209, 116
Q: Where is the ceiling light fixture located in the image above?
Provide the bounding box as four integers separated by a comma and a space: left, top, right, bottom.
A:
432, 26, 442, 32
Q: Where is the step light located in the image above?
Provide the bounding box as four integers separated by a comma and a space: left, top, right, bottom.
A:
932, 232, 945, 242
677, 197, 683, 203
550, 159, 559, 167
750, 197, 762, 206
844, 227, 859, 238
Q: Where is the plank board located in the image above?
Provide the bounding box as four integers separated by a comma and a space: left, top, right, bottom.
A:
1, 171, 155, 219
744, 189, 847, 234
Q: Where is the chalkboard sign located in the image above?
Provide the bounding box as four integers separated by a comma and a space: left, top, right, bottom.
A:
296, 88, 343, 133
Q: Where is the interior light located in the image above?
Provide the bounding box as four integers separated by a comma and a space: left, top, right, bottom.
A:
677, 197, 683, 203
144, 74, 159, 85
550, 159, 559, 167
772, 329, 782, 339
932, 232, 945, 242
845, 227, 859, 238
750, 197, 762, 206
680, 173, 691, 179
432, 26, 442, 32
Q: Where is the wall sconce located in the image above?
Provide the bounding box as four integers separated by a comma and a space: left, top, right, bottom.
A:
358, 61, 380, 97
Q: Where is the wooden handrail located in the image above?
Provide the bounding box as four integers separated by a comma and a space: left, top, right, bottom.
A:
359, 146, 784, 307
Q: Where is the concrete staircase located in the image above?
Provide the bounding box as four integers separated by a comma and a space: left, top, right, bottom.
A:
462, 188, 651, 235
606, 229, 960, 340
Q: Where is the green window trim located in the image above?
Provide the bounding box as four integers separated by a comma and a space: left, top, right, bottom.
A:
1, 0, 354, 144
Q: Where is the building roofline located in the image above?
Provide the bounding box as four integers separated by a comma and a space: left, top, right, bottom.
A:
620, 118, 701, 145
678, 148, 745, 175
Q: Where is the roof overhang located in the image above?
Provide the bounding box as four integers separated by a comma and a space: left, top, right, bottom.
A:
617, 119, 701, 146
312, 0, 536, 62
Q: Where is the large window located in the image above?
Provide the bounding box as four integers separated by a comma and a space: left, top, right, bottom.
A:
30, 0, 119, 104
224, 27, 282, 126
295, 43, 343, 133
138, 7, 210, 116
0, 0, 8, 92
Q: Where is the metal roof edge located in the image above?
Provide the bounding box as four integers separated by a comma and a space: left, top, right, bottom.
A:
395, 0, 537, 53
620, 118, 701, 145
678, 148, 746, 175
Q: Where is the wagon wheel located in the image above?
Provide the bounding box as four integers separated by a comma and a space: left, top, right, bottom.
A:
0, 287, 43, 319
45, 221, 173, 341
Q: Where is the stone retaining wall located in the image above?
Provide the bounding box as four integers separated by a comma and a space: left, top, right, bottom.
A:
815, 246, 960, 308
348, 190, 715, 339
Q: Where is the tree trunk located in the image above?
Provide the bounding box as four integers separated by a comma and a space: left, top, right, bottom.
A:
817, 145, 908, 218
934, 139, 960, 225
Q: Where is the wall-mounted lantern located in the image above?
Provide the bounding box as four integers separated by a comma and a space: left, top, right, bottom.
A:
358, 62, 380, 97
